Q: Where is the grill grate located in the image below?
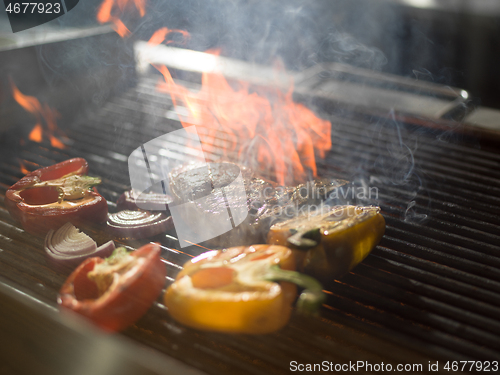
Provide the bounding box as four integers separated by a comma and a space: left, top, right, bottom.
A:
1, 74, 500, 373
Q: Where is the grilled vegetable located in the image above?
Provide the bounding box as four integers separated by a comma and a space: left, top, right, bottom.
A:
168, 161, 348, 247
267, 206, 385, 284
116, 189, 173, 212
5, 158, 107, 236
107, 210, 173, 239
45, 222, 115, 267
164, 245, 325, 334
58, 244, 166, 332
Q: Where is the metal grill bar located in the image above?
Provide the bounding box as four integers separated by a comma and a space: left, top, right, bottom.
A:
1, 73, 500, 373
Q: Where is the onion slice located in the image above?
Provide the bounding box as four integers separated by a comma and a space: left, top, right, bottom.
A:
107, 210, 174, 239
45, 222, 115, 267
117, 189, 173, 212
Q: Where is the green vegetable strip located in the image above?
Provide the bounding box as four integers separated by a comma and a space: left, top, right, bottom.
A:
264, 265, 325, 315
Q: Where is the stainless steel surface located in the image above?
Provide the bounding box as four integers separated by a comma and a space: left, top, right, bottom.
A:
0, 25, 114, 52
0, 278, 206, 375
135, 45, 500, 136
381, 0, 500, 16
464, 107, 500, 132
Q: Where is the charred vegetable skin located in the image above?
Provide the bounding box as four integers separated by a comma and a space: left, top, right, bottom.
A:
107, 210, 174, 240
58, 243, 166, 332
5, 158, 107, 236
117, 189, 173, 212
45, 222, 115, 268
164, 245, 325, 334
168, 161, 348, 247
268, 206, 385, 284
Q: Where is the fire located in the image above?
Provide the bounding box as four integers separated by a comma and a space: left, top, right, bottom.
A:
97, 0, 147, 37
148, 34, 331, 184
29, 124, 43, 143
50, 136, 66, 149
95, 0, 332, 184
148, 27, 191, 46
11, 83, 66, 149
19, 162, 30, 175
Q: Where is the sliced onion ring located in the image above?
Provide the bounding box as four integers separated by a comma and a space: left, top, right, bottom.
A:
45, 222, 115, 267
107, 210, 174, 239
117, 189, 173, 212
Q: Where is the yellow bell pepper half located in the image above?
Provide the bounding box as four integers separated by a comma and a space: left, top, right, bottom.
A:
267, 205, 385, 284
164, 245, 325, 334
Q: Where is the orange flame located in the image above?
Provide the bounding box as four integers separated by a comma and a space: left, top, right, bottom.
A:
29, 124, 43, 143
19, 162, 30, 175
11, 82, 66, 149
150, 47, 331, 184
148, 27, 191, 46
12, 84, 42, 114
97, 0, 147, 37
50, 136, 66, 149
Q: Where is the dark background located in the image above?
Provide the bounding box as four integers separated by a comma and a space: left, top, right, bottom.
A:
3, 0, 500, 109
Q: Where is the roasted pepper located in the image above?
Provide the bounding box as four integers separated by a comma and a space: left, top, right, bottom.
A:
5, 158, 108, 236
58, 243, 166, 332
267, 206, 385, 284
164, 245, 325, 334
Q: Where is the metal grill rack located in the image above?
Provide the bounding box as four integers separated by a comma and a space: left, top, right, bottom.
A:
1, 72, 500, 374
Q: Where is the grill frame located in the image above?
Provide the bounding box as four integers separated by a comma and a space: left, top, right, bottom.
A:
1, 64, 500, 374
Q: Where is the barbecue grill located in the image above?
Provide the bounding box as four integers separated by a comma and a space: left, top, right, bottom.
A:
1, 25, 500, 375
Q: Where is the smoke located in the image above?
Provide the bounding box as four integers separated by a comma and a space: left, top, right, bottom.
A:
30, 0, 394, 96
19, 0, 472, 225
28, 1, 137, 128
315, 29, 388, 71
92, 0, 388, 73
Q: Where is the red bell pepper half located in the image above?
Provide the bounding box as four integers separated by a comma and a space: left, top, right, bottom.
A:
58, 243, 166, 332
5, 158, 108, 236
